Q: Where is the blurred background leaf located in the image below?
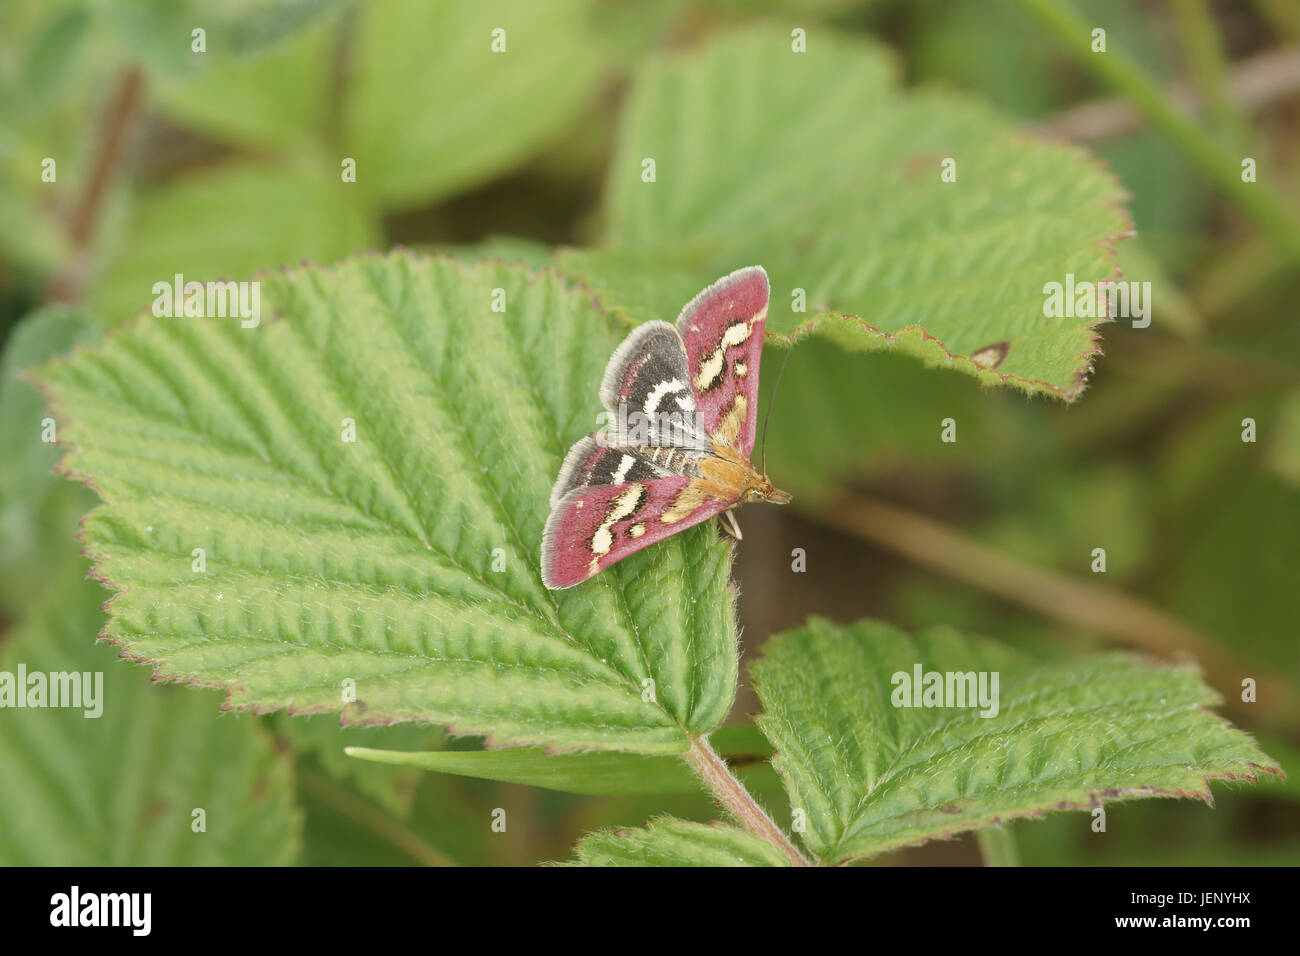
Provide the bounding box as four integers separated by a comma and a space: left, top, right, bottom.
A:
105, 0, 343, 77
148, 15, 337, 148
343, 0, 606, 209
0, 567, 301, 865
0, 305, 99, 616
88, 161, 379, 322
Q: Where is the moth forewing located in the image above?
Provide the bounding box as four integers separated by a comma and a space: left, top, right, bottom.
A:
540, 265, 789, 590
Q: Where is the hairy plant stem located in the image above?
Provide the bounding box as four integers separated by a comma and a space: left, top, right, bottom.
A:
685, 735, 812, 866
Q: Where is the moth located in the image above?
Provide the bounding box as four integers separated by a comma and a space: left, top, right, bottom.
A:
541, 265, 791, 590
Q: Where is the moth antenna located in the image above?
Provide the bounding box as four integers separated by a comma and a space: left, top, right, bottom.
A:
760, 343, 792, 476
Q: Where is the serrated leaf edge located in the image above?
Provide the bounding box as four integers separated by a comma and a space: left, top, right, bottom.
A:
26, 250, 720, 755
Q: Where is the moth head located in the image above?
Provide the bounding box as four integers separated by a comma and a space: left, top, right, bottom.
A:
746, 475, 792, 505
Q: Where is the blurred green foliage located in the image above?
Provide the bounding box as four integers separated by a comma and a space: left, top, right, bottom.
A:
0, 0, 1296, 866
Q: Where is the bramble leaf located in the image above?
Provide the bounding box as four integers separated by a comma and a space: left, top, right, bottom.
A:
565, 817, 789, 866
0, 569, 300, 865
752, 617, 1282, 865
561, 25, 1131, 399
36, 254, 738, 755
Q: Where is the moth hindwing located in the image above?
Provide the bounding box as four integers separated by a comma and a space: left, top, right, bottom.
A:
541, 266, 789, 589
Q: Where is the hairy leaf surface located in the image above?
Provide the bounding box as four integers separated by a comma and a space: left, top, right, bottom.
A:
566, 817, 789, 866
38, 254, 738, 754
0, 571, 300, 865
753, 617, 1282, 864
561, 25, 1131, 399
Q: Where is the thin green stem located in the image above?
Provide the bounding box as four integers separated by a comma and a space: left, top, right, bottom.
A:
976, 825, 1021, 867
684, 735, 812, 866
1014, 0, 1300, 264
1169, 0, 1249, 145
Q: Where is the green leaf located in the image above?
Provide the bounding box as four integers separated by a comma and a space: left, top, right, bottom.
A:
37, 254, 738, 754
0, 305, 100, 614
1267, 387, 1300, 490
149, 16, 335, 149
22, 3, 90, 111
89, 162, 380, 324
1, 305, 99, 512
347, 745, 700, 796
344, 0, 604, 208
751, 617, 1282, 865
560, 25, 1131, 399
0, 569, 301, 865
343, 725, 777, 796
565, 817, 790, 866
106, 0, 342, 77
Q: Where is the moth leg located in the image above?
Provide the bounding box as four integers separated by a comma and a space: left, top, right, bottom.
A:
719, 509, 743, 540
